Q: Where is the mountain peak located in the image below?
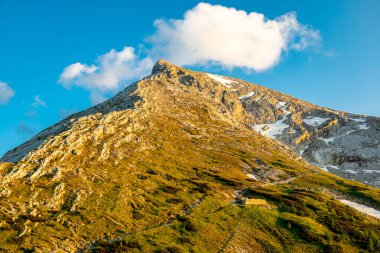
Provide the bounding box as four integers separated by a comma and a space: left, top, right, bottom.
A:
151, 59, 181, 75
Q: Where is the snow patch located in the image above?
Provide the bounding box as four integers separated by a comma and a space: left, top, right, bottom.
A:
349, 118, 366, 123
239, 92, 255, 100
299, 145, 308, 156
363, 170, 380, 174
303, 116, 330, 126
346, 170, 358, 174
349, 117, 370, 131
276, 101, 286, 108
252, 108, 291, 139
339, 199, 380, 219
328, 165, 339, 170
318, 137, 336, 145
357, 124, 370, 130
323, 165, 339, 172
242, 167, 258, 180
207, 73, 235, 88
246, 173, 258, 180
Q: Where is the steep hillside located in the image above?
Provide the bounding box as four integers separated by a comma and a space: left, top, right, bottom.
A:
231, 76, 380, 188
0, 61, 379, 252
3, 62, 380, 188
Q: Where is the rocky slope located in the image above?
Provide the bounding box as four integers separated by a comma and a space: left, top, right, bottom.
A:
232, 78, 380, 188
0, 60, 379, 252
3, 63, 379, 188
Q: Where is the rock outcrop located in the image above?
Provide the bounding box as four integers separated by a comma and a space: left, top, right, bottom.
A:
233, 78, 380, 187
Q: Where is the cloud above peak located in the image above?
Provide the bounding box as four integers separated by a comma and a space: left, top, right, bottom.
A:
148, 2, 320, 71
59, 3, 320, 104
0, 81, 15, 105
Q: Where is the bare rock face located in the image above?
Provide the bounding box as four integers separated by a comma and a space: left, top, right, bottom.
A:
2, 60, 380, 188
0, 83, 140, 164
235, 82, 380, 187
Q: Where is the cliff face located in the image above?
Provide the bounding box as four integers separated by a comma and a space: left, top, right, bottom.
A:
0, 60, 379, 252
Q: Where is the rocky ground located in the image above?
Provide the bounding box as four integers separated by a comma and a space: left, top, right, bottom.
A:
0, 60, 379, 252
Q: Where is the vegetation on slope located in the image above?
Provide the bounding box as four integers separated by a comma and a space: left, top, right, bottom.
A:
0, 61, 379, 252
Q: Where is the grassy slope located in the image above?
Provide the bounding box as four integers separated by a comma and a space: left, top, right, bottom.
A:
0, 63, 379, 252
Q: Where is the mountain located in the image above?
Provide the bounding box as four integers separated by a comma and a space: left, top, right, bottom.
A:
2, 63, 380, 188
0, 60, 379, 252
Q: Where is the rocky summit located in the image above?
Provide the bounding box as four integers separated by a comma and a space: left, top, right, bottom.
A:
0, 60, 379, 252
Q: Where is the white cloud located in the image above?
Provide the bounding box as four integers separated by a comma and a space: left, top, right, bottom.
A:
59, 3, 320, 103
0, 81, 15, 105
59, 63, 97, 89
32, 95, 47, 108
59, 47, 154, 104
147, 2, 320, 71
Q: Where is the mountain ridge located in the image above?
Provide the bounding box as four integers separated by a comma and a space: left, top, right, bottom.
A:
3, 60, 379, 187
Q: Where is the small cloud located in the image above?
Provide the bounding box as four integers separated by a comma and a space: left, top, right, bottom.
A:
59, 107, 78, 118
0, 81, 15, 105
25, 95, 47, 117
59, 63, 97, 89
58, 47, 154, 105
32, 95, 47, 108
16, 122, 34, 136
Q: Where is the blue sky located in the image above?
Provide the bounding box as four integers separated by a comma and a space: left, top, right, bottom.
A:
0, 0, 379, 157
